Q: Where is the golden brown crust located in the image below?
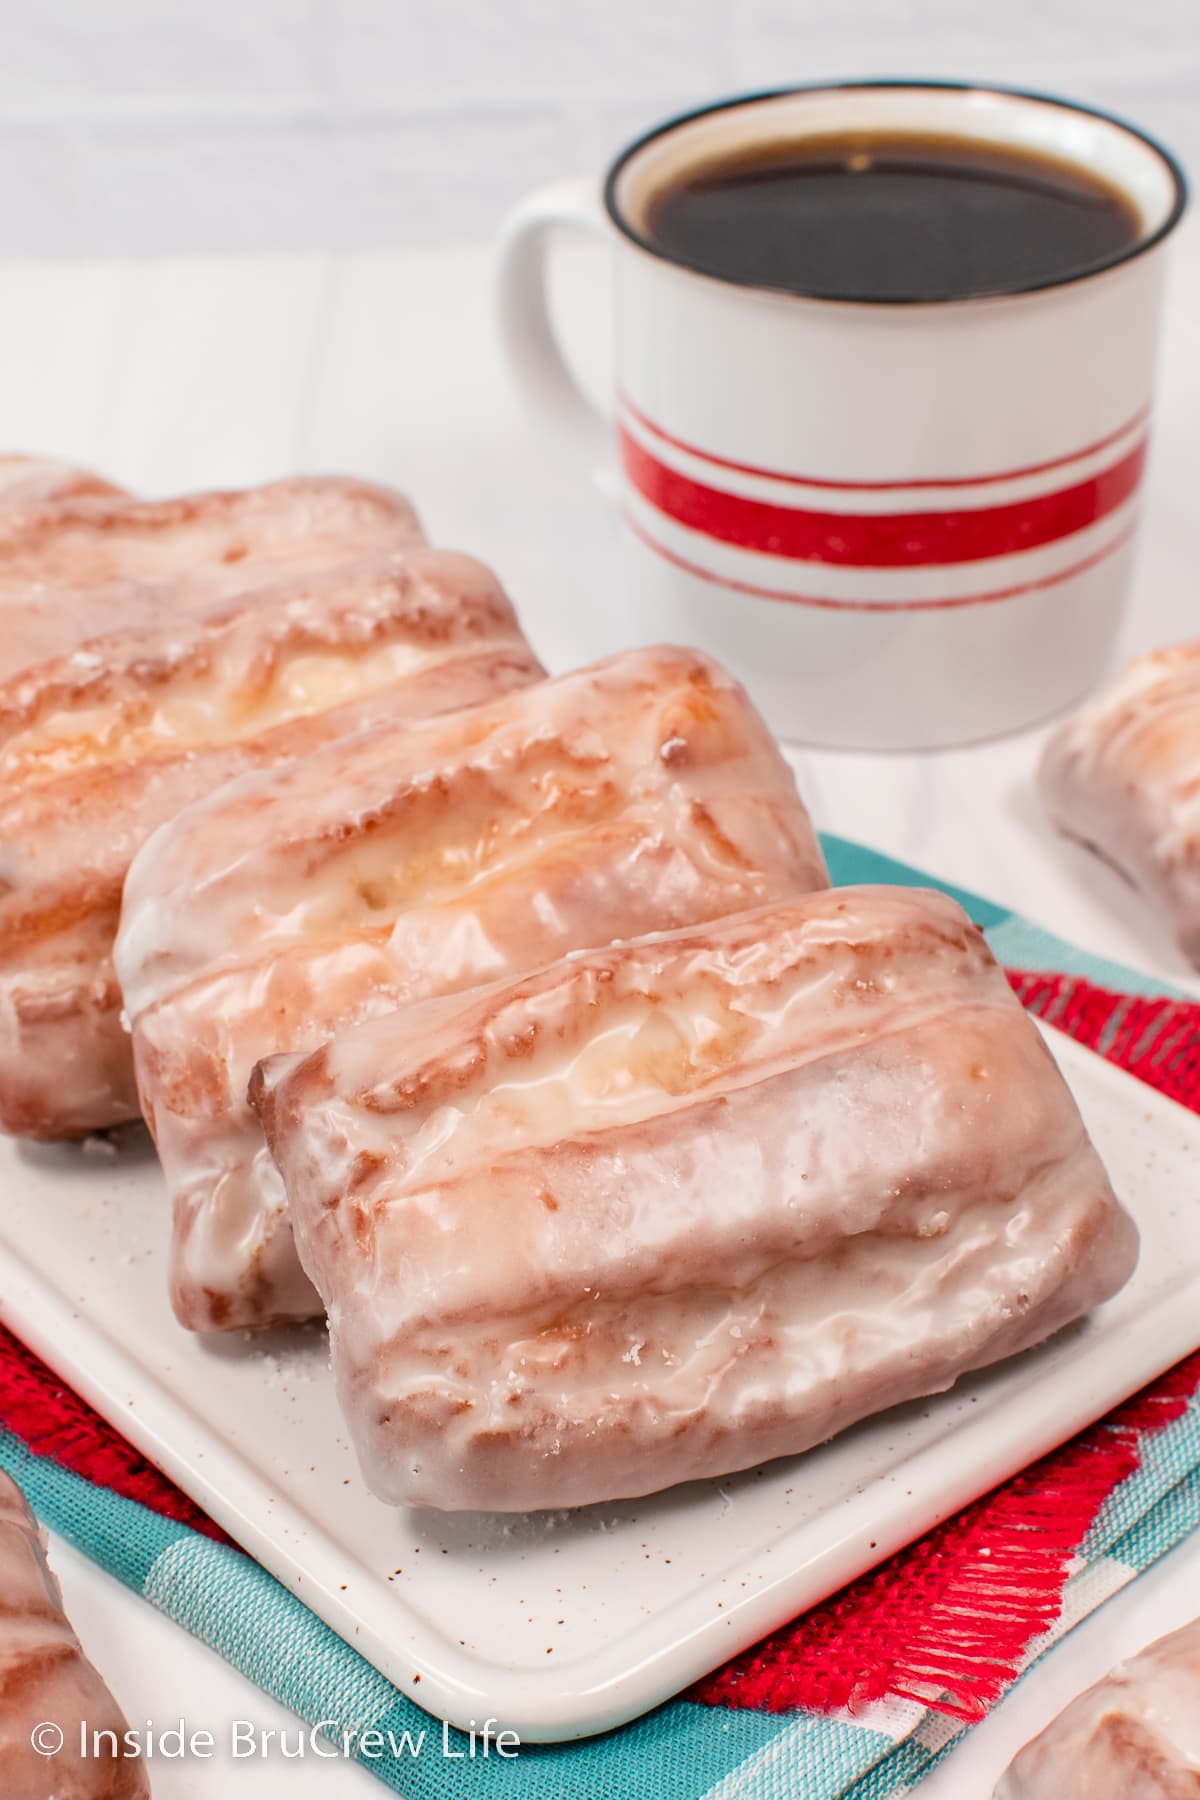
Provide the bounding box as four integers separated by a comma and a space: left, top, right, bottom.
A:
0, 455, 124, 508
0, 543, 543, 1139
118, 644, 828, 1331
0, 473, 426, 682
997, 1616, 1200, 1797
0, 1470, 150, 1798
0, 473, 420, 569
1041, 641, 1200, 966
255, 884, 1136, 1511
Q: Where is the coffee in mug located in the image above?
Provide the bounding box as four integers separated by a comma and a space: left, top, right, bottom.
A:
643, 131, 1143, 302
498, 84, 1187, 749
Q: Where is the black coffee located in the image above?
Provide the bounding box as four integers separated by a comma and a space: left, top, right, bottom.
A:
644, 131, 1143, 302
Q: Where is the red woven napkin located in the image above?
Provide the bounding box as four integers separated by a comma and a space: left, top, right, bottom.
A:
1, 967, 1197, 1725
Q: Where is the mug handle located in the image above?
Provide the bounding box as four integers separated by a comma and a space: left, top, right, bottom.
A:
496, 178, 611, 462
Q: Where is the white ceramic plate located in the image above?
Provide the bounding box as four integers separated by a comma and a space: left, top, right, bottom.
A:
0, 1026, 1196, 1743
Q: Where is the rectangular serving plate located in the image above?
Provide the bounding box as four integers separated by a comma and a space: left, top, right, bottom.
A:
0, 1025, 1196, 1743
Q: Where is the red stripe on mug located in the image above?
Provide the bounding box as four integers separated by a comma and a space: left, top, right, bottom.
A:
625, 509, 1138, 612
619, 428, 1147, 569
619, 392, 1151, 493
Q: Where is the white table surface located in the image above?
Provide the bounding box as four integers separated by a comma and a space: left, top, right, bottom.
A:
4, 217, 1199, 1797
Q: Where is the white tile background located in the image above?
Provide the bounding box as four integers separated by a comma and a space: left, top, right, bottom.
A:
0, 0, 1195, 255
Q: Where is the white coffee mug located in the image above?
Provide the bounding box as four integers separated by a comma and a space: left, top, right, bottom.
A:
497, 82, 1186, 749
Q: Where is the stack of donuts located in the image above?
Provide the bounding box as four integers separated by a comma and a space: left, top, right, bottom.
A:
0, 455, 1138, 1522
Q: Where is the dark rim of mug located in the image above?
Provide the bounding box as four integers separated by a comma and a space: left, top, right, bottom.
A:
602, 79, 1190, 306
